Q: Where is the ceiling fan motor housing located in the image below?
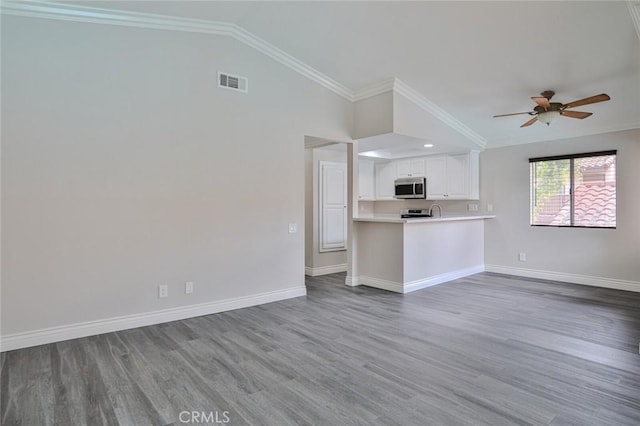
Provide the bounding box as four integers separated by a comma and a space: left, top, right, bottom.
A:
534, 103, 563, 113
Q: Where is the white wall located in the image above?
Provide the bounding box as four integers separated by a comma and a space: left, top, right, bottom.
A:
353, 92, 393, 139
481, 129, 640, 290
1, 16, 352, 345
393, 92, 477, 152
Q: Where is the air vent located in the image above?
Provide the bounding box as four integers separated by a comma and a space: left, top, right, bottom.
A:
218, 72, 248, 93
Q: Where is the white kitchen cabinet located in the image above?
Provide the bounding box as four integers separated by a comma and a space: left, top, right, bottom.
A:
395, 158, 426, 178
425, 156, 447, 198
426, 152, 479, 200
375, 161, 397, 200
445, 154, 468, 198
358, 158, 375, 200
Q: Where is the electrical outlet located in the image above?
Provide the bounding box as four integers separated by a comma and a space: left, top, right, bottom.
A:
487, 203, 493, 212
518, 252, 526, 262
158, 284, 169, 298
288, 223, 297, 233
185, 281, 194, 294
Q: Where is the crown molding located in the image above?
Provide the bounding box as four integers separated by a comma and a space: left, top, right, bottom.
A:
1, 1, 489, 148
393, 79, 488, 149
352, 78, 396, 102
0, 0, 354, 100
628, 1, 640, 42
229, 25, 353, 100
0, 1, 235, 35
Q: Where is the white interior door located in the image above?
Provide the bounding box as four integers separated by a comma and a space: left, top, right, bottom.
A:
320, 161, 347, 252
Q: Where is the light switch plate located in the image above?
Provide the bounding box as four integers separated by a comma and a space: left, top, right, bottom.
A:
288, 223, 297, 233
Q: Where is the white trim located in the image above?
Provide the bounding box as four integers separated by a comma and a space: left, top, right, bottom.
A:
358, 276, 405, 293
229, 25, 353, 99
403, 265, 485, 293
393, 79, 487, 149
485, 265, 640, 293
345, 275, 359, 286
0, 0, 353, 100
305, 263, 347, 276
0, 1, 236, 35
359, 264, 485, 294
0, 286, 306, 352
352, 78, 396, 102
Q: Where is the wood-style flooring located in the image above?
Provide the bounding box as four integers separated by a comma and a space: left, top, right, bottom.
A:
2, 272, 640, 425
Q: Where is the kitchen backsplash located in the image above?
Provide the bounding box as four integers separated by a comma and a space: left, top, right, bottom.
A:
370, 200, 484, 215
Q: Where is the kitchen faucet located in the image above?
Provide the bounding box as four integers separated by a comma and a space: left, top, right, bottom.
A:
429, 204, 443, 218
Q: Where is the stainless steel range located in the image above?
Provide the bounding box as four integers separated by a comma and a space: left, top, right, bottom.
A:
400, 208, 431, 218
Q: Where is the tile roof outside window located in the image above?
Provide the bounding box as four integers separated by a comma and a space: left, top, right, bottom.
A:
545, 155, 616, 227
549, 184, 616, 227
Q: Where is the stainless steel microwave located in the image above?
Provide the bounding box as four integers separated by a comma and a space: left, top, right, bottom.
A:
394, 177, 426, 199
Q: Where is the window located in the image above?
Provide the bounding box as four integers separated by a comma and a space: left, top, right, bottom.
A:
529, 150, 616, 228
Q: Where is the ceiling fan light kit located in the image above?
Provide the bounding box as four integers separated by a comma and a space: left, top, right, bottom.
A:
493, 90, 610, 128
537, 110, 560, 126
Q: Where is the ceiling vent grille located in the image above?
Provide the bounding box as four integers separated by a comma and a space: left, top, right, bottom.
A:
218, 72, 248, 93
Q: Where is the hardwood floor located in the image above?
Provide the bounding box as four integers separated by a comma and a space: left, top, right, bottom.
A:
2, 272, 640, 425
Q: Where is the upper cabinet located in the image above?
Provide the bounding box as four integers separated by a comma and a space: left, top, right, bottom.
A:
395, 158, 426, 178
358, 158, 375, 201
361, 151, 479, 202
426, 152, 479, 200
374, 161, 397, 200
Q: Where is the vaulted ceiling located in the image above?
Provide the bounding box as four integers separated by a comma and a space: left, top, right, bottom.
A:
11, 1, 640, 150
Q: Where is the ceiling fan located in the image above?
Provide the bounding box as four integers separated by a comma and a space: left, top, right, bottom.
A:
493, 90, 611, 127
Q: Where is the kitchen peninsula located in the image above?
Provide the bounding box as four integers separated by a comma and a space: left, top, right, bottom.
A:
353, 214, 494, 293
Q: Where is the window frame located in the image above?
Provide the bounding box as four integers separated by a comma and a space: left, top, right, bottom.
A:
529, 150, 617, 229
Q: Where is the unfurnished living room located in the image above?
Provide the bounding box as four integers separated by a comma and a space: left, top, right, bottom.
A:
1, 1, 640, 425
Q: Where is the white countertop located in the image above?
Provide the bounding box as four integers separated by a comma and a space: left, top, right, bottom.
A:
353, 214, 496, 224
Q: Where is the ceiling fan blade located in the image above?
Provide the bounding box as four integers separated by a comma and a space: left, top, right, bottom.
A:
561, 110, 593, 119
493, 111, 533, 118
520, 116, 538, 127
563, 93, 610, 109
531, 97, 551, 108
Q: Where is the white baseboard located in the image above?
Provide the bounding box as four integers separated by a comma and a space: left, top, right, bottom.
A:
358, 276, 405, 293
404, 265, 486, 293
345, 275, 359, 287
485, 265, 640, 293
0, 286, 307, 352
359, 264, 485, 294
305, 263, 347, 276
